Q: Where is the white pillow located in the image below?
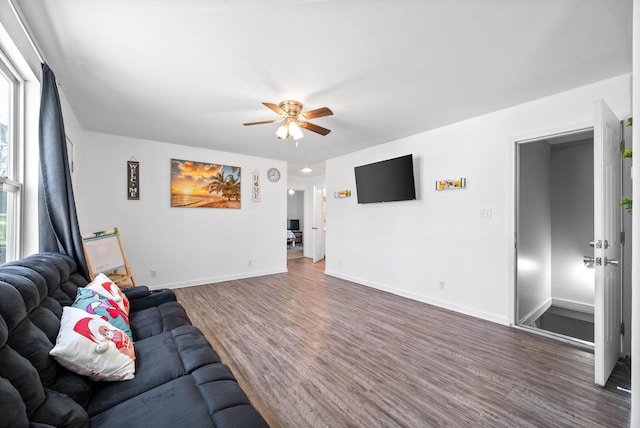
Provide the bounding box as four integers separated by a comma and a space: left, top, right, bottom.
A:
86, 273, 130, 315
50, 307, 135, 381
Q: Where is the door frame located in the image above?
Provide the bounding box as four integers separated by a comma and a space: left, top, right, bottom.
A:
511, 123, 594, 328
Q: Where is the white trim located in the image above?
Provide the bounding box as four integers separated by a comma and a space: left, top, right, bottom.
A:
511, 324, 594, 351
519, 297, 552, 326
148, 268, 288, 290
325, 270, 510, 326
511, 123, 598, 326
630, 4, 640, 424
7, 0, 44, 64
551, 297, 594, 314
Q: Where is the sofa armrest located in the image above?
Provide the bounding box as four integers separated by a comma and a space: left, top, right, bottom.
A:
123, 286, 151, 300
126, 288, 178, 312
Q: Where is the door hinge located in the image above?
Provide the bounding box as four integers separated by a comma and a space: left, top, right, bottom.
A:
620, 139, 626, 153
621, 231, 625, 244
621, 322, 625, 335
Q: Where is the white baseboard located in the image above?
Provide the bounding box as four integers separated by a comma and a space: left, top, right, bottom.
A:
325, 270, 510, 326
148, 268, 288, 290
551, 298, 594, 314
519, 297, 552, 326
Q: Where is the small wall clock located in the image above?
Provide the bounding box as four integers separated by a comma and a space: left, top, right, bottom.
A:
267, 167, 281, 182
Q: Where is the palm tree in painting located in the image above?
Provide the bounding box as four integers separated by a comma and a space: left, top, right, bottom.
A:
207, 171, 227, 196
208, 169, 240, 201
225, 175, 240, 201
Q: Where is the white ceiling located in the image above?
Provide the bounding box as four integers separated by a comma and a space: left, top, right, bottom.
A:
15, 0, 632, 176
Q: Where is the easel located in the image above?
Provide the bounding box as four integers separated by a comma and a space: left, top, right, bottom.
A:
82, 227, 136, 289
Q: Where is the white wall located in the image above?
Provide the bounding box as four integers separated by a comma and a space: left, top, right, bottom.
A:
517, 141, 552, 323
550, 141, 595, 309
67, 126, 287, 289
326, 74, 631, 325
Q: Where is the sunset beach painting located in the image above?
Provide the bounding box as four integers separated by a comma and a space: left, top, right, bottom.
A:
170, 159, 241, 208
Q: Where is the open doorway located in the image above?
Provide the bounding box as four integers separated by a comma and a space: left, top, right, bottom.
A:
515, 100, 633, 388
516, 129, 596, 344
287, 189, 304, 259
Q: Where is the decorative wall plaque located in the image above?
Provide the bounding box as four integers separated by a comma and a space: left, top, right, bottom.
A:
252, 169, 261, 202
127, 161, 139, 200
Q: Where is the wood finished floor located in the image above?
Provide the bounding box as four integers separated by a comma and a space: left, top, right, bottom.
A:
174, 258, 630, 427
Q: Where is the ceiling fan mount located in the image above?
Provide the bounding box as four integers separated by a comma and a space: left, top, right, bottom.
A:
278, 100, 303, 119
243, 100, 333, 139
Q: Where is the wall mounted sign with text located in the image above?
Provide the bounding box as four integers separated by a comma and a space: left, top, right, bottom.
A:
127, 161, 139, 200
252, 169, 261, 202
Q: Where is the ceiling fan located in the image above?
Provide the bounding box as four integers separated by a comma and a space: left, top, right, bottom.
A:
243, 100, 333, 140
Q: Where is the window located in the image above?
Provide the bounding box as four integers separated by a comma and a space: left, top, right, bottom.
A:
0, 53, 23, 264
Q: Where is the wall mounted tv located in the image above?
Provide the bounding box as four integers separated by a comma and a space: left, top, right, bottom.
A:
287, 219, 300, 230
354, 154, 416, 204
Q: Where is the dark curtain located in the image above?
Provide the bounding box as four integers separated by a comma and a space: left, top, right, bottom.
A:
38, 63, 89, 279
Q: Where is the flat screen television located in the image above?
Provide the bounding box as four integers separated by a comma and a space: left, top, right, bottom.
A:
287, 219, 300, 230
354, 154, 416, 204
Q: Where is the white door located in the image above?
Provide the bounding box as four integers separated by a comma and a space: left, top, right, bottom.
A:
593, 99, 622, 386
311, 185, 325, 263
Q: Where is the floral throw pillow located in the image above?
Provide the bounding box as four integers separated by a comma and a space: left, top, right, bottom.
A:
73, 288, 133, 341
86, 273, 130, 315
50, 307, 135, 381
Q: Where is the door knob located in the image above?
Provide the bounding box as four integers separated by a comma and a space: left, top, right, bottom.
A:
584, 256, 603, 267
583, 256, 595, 267
604, 257, 620, 267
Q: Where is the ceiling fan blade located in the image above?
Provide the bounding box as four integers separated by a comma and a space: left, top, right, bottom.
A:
300, 107, 333, 120
300, 121, 331, 136
262, 102, 286, 116
243, 119, 282, 126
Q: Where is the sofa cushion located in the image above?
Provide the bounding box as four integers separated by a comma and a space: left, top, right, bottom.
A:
0, 281, 94, 407
90, 365, 268, 428
87, 325, 220, 415
50, 307, 135, 381
4, 254, 81, 306
73, 288, 132, 341
30, 388, 90, 428
0, 377, 29, 428
0, 315, 90, 428
126, 288, 178, 312
129, 301, 192, 340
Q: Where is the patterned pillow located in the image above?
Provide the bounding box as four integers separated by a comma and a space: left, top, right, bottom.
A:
73, 288, 133, 341
50, 307, 135, 381
86, 273, 130, 315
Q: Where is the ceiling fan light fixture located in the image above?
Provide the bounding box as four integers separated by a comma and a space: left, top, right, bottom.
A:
289, 121, 304, 140
244, 100, 332, 139
276, 124, 289, 139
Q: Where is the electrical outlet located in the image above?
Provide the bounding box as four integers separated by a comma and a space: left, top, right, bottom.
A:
248, 260, 252, 267
150, 270, 157, 279
480, 209, 492, 220
439, 281, 445, 289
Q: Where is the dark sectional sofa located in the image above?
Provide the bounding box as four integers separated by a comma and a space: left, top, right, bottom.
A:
0, 252, 269, 427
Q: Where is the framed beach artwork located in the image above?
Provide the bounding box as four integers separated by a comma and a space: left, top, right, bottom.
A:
170, 159, 241, 208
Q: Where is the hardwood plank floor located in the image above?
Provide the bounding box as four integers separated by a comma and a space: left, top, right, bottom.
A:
174, 258, 630, 427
